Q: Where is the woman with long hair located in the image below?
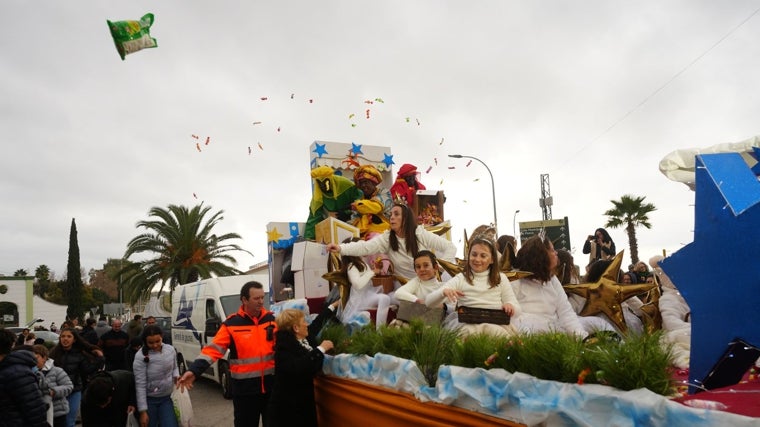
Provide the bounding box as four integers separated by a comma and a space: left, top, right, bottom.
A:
50, 327, 104, 427
582, 227, 616, 265
426, 236, 520, 338
133, 325, 178, 427
326, 202, 456, 283
511, 235, 587, 338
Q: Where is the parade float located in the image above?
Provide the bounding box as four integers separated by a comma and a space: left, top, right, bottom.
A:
266, 141, 760, 426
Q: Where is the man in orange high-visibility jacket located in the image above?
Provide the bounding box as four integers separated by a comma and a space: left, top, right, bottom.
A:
178, 281, 276, 427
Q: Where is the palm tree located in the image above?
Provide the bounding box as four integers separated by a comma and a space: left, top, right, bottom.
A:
604, 194, 657, 265
119, 204, 250, 305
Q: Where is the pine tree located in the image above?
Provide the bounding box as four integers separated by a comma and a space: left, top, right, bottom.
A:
65, 218, 85, 322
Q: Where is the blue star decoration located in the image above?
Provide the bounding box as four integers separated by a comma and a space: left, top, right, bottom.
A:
350, 142, 363, 155
382, 153, 395, 168
751, 146, 760, 175
312, 143, 328, 158
661, 153, 760, 393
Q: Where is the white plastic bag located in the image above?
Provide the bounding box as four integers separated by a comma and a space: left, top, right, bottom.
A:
125, 410, 139, 427
171, 387, 194, 427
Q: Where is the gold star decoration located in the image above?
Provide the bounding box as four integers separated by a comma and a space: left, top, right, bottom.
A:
638, 284, 662, 333
266, 226, 283, 243
563, 251, 656, 333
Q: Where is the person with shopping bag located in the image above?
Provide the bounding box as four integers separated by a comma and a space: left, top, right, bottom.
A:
133, 325, 179, 427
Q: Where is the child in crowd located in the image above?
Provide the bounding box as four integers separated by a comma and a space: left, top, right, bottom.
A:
33, 344, 73, 427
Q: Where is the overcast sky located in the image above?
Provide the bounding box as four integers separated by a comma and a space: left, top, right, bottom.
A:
3, 1, 760, 278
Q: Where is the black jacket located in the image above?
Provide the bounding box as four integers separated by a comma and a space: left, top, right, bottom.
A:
0, 350, 49, 427
268, 331, 326, 427
81, 370, 137, 427
52, 346, 104, 392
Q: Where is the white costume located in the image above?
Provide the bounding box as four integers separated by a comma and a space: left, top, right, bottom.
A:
426, 271, 520, 338
340, 264, 390, 330
395, 276, 442, 303
511, 276, 587, 338
339, 226, 457, 282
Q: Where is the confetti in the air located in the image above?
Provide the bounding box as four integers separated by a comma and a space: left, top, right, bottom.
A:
416, 118, 420, 126
434, 158, 438, 165
308, 99, 314, 104
348, 113, 355, 119
290, 93, 294, 99
365, 109, 370, 119
205, 136, 210, 146
196, 143, 201, 152
277, 127, 281, 132
439, 138, 444, 145
426, 166, 432, 173
448, 166, 455, 169
374, 98, 384, 103
193, 193, 197, 199
253, 121, 262, 125
351, 123, 357, 128
364, 100, 374, 105
258, 142, 264, 150
191, 134, 199, 139
248, 146, 252, 155
260, 97, 268, 101
466, 160, 472, 167
473, 178, 480, 182
405, 117, 410, 122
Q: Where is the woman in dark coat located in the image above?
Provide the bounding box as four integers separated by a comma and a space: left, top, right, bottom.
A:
50, 327, 104, 427
268, 309, 334, 427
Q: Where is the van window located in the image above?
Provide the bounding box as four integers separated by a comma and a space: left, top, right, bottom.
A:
220, 296, 240, 317
206, 299, 219, 320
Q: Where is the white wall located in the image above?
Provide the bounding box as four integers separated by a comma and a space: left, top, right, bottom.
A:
0, 276, 67, 328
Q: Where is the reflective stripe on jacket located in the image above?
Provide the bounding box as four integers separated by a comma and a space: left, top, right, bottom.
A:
190, 306, 277, 395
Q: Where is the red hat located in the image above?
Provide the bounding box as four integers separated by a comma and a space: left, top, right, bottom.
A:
397, 163, 418, 177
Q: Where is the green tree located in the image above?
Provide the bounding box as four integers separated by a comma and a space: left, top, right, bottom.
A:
119, 204, 249, 305
13, 269, 28, 276
34, 264, 52, 297
65, 218, 86, 322
604, 194, 657, 265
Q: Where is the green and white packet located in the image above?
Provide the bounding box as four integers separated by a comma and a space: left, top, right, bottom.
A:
107, 13, 157, 60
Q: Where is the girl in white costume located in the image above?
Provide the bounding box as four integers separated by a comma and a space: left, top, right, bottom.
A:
426, 236, 520, 338
337, 240, 391, 330
395, 250, 444, 304
511, 235, 587, 338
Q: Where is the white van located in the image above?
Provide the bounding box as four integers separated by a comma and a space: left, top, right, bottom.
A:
171, 274, 269, 398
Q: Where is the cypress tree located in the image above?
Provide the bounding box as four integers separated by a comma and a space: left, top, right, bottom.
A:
65, 218, 85, 322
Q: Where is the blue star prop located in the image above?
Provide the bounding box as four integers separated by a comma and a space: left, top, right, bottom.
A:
751, 146, 760, 176
312, 143, 328, 158
351, 142, 363, 155
382, 153, 395, 168
661, 153, 760, 393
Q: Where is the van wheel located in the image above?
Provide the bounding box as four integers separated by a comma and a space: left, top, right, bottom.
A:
177, 354, 186, 375
219, 361, 232, 400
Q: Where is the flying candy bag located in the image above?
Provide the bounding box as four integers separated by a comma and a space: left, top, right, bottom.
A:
107, 13, 157, 60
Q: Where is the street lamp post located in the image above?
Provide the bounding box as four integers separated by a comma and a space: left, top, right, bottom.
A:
448, 154, 497, 233
513, 209, 520, 240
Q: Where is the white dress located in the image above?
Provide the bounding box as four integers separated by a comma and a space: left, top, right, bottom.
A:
511, 276, 587, 338
340, 264, 390, 329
